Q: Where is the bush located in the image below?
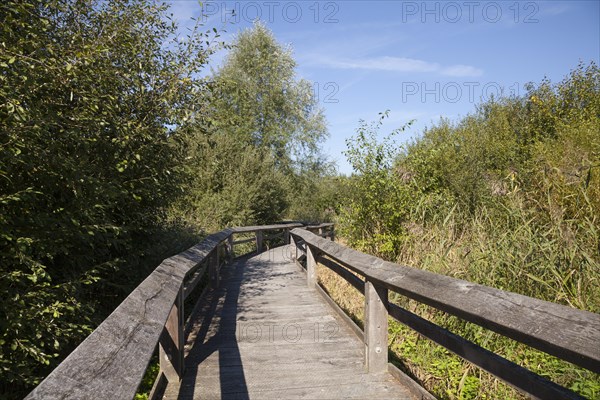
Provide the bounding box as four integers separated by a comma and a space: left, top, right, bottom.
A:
338, 62, 600, 398
0, 0, 216, 396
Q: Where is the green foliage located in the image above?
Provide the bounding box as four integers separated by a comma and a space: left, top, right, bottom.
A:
339, 63, 600, 398
0, 11, 333, 396
209, 21, 327, 166
284, 173, 347, 223
134, 357, 160, 400
174, 21, 333, 230
173, 132, 289, 231
0, 0, 216, 396
339, 111, 414, 258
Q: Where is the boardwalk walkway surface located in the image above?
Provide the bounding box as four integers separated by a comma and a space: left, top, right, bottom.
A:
25, 225, 599, 400
162, 246, 414, 399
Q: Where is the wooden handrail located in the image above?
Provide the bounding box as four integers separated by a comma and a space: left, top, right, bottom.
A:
231, 223, 303, 233
305, 222, 335, 229
25, 223, 311, 400
290, 228, 600, 399
303, 223, 335, 241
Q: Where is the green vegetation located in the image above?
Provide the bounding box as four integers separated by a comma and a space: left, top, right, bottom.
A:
1, 0, 597, 398
337, 62, 600, 398
173, 22, 336, 231
0, 3, 332, 398
0, 0, 217, 396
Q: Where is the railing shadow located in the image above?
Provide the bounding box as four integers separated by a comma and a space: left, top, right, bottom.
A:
178, 254, 274, 399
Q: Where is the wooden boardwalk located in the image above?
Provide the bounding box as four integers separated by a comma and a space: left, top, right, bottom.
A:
25, 224, 599, 400
162, 246, 414, 399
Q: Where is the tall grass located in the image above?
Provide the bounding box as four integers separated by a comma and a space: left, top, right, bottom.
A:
334, 63, 600, 399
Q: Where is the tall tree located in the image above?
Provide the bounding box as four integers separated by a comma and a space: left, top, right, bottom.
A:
177, 22, 332, 229
209, 21, 327, 168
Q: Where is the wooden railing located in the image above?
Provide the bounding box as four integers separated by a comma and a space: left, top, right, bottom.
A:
26, 222, 598, 400
25, 223, 311, 400
289, 228, 600, 400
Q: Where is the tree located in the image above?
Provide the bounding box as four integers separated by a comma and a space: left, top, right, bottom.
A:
177, 21, 332, 229
209, 21, 327, 168
0, 1, 217, 396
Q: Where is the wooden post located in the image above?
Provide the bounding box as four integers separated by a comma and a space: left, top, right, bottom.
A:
365, 280, 388, 373
319, 227, 324, 237
209, 249, 219, 288
159, 287, 184, 383
256, 230, 264, 253
289, 234, 296, 260
283, 228, 290, 244
306, 245, 317, 288
330, 228, 335, 242
227, 234, 234, 261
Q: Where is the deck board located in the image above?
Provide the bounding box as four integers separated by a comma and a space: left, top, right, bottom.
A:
162, 246, 414, 399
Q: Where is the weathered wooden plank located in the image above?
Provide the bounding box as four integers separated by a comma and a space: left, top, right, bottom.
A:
291, 229, 600, 373
305, 222, 335, 230
232, 237, 256, 245
175, 372, 408, 399
256, 230, 264, 253
195, 347, 364, 367
194, 345, 364, 366
289, 234, 296, 259
227, 234, 234, 261
186, 367, 396, 392
159, 288, 184, 383
197, 357, 364, 373
388, 303, 584, 399
175, 380, 407, 400
208, 249, 219, 288
306, 245, 317, 288
208, 332, 359, 347
365, 280, 388, 372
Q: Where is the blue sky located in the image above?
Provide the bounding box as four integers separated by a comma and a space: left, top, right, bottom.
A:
166, 1, 600, 174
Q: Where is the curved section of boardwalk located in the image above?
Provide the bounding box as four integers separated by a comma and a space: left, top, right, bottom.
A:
163, 246, 413, 399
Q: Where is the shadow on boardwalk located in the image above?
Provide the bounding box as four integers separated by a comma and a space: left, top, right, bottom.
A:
163, 247, 412, 399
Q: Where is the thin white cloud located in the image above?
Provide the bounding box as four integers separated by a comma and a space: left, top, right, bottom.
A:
327, 56, 438, 73
543, 4, 570, 16
316, 55, 483, 77
440, 65, 484, 77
